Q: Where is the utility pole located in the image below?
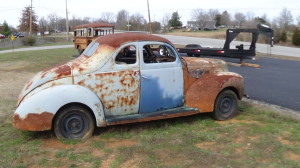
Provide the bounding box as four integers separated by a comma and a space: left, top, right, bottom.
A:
147, 0, 152, 34
66, 0, 69, 41
29, 0, 32, 37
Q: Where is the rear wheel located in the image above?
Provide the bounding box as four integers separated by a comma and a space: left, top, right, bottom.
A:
54, 105, 95, 140
213, 90, 238, 120
77, 46, 83, 54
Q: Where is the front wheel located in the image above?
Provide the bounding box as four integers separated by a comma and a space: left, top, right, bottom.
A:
213, 90, 238, 120
54, 105, 95, 140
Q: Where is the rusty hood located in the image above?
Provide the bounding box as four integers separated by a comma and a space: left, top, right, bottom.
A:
17, 45, 115, 105
18, 62, 73, 105
182, 57, 228, 78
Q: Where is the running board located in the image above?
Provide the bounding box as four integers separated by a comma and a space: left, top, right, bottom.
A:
106, 106, 199, 126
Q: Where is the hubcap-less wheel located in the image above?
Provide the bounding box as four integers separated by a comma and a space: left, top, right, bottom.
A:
54, 105, 95, 140
213, 90, 238, 120
219, 97, 233, 114
64, 114, 84, 134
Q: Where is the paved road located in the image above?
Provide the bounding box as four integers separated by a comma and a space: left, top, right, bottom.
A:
208, 56, 300, 112
158, 34, 300, 58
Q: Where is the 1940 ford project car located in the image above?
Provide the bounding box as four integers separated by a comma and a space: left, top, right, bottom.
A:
13, 33, 244, 139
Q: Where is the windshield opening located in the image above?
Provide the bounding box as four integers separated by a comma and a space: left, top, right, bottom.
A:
82, 41, 99, 57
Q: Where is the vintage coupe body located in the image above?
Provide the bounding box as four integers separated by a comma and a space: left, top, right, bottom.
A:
13, 33, 244, 139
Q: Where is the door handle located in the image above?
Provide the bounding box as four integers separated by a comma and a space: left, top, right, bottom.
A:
142, 75, 150, 80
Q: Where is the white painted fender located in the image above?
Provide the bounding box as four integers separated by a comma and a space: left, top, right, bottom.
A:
15, 85, 106, 127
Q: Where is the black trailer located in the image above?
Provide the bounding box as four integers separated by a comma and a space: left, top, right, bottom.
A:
177, 24, 274, 59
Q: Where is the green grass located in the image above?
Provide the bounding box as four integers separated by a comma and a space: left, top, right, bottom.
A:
0, 41, 73, 51
0, 48, 78, 72
0, 48, 300, 167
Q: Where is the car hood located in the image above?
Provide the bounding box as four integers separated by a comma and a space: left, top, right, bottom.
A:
182, 57, 228, 78
18, 62, 73, 104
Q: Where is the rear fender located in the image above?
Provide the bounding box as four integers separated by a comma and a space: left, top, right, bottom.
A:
185, 72, 244, 112
13, 85, 105, 131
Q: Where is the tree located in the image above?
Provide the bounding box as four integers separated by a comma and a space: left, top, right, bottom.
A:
150, 21, 161, 32
100, 12, 115, 23
129, 13, 146, 31
192, 9, 210, 29
168, 11, 182, 28
48, 13, 60, 32
220, 11, 231, 27
39, 17, 48, 34
296, 15, 300, 26
1, 21, 11, 37
292, 28, 300, 46
116, 9, 129, 30
246, 11, 255, 22
278, 7, 293, 31
18, 6, 39, 33
215, 14, 221, 27
234, 12, 246, 27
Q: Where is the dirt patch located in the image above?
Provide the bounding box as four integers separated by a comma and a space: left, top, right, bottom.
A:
0, 61, 31, 71
278, 132, 292, 145
195, 142, 215, 150
0, 61, 35, 117
217, 118, 261, 125
42, 138, 88, 149
102, 138, 139, 149
284, 151, 300, 161
119, 154, 142, 168
101, 153, 116, 168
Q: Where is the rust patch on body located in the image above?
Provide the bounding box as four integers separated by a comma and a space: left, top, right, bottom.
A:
76, 70, 140, 116
182, 57, 244, 113
185, 74, 243, 112
13, 112, 54, 131
41, 64, 72, 79
24, 80, 33, 91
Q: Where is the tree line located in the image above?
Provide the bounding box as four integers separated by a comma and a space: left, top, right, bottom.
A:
1, 6, 300, 46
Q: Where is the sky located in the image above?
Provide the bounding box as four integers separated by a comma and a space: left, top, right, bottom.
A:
0, 0, 300, 28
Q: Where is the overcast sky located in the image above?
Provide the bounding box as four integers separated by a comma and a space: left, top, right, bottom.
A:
1, 0, 300, 28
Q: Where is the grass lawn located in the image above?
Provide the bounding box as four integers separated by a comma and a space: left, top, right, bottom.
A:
0, 48, 299, 168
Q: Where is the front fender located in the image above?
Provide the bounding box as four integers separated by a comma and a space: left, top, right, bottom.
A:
13, 85, 105, 131
185, 72, 244, 112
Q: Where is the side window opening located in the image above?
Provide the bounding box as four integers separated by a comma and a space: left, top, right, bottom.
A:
115, 45, 137, 65
143, 44, 176, 64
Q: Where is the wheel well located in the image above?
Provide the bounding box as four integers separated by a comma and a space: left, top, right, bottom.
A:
220, 87, 241, 99
52, 103, 96, 130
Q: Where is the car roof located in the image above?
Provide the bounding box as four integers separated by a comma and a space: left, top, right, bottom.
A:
95, 33, 172, 48
74, 22, 114, 29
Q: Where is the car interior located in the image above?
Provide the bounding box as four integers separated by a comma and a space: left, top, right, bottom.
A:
115, 44, 176, 65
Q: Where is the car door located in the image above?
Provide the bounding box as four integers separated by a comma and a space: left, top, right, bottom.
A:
139, 42, 184, 114
75, 43, 141, 117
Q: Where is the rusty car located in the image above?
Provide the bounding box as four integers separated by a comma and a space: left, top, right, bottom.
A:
13, 33, 244, 140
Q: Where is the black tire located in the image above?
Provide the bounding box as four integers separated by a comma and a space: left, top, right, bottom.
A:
213, 90, 238, 121
187, 53, 193, 57
77, 46, 83, 54
54, 105, 95, 140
